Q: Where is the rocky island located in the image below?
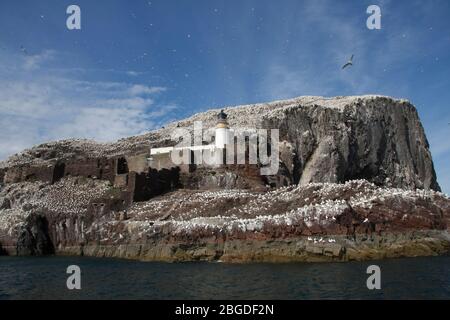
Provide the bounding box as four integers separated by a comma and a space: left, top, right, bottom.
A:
0, 95, 449, 262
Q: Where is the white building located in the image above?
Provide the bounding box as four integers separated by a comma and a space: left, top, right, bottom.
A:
148, 110, 233, 168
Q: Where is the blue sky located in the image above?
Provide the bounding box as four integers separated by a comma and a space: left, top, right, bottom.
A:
0, 0, 449, 192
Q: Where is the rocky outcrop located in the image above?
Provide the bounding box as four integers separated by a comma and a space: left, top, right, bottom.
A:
0, 178, 449, 261
0, 95, 447, 262
16, 213, 54, 256
0, 95, 440, 191
263, 97, 440, 191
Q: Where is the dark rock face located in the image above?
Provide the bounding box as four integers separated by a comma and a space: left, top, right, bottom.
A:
0, 95, 447, 262
16, 213, 54, 256
52, 162, 65, 183
181, 165, 267, 191
262, 98, 440, 191
133, 168, 180, 202
0, 198, 10, 210
0, 168, 5, 186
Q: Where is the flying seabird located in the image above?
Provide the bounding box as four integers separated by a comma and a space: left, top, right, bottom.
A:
342, 54, 354, 69
20, 45, 28, 55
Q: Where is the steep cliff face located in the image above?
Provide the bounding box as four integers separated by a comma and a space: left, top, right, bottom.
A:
262, 97, 439, 191
0, 95, 440, 191
0, 95, 447, 262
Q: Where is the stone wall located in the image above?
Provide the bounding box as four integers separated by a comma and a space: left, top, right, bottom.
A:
64, 158, 116, 182
126, 154, 149, 173
4, 164, 55, 184
131, 168, 181, 202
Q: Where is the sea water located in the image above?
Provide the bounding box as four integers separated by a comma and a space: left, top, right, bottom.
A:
0, 255, 448, 299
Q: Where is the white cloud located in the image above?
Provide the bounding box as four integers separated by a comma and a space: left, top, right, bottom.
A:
126, 70, 141, 77
101, 97, 154, 109
148, 104, 178, 118
22, 49, 55, 70
0, 50, 172, 160
129, 84, 166, 96
54, 106, 154, 142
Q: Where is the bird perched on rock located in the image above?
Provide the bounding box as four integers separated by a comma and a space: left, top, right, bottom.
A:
342, 54, 354, 69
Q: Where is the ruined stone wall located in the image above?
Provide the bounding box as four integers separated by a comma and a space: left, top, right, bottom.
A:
149, 152, 178, 171
64, 158, 116, 182
4, 164, 55, 184
3, 157, 118, 185
126, 154, 149, 173
131, 168, 180, 202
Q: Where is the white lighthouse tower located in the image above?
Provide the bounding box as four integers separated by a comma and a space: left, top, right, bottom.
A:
215, 109, 230, 148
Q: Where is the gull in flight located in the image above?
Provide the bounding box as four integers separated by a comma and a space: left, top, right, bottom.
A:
342, 54, 354, 69
20, 45, 28, 55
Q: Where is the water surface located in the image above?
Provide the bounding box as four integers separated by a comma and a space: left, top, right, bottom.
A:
0, 255, 448, 299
